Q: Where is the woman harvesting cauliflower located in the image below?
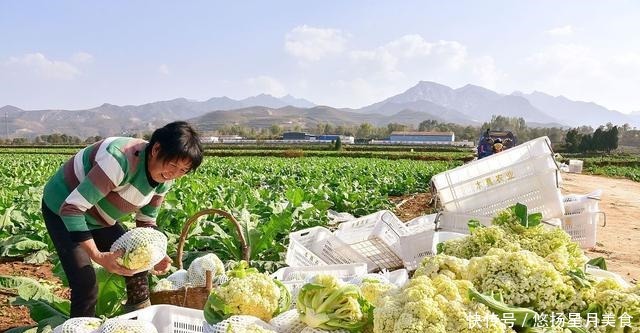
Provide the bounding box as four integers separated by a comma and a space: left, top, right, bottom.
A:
41, 121, 203, 317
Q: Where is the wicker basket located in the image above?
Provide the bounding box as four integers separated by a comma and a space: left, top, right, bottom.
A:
149, 208, 250, 309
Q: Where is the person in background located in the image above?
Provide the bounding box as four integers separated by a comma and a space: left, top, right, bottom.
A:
41, 121, 203, 317
492, 138, 505, 153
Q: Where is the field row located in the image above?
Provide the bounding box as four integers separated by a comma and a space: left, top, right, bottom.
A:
0, 154, 458, 270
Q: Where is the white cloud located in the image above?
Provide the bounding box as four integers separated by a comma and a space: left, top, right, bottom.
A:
4, 53, 80, 80
517, 43, 640, 112
246, 75, 286, 96
339, 35, 501, 105
283, 30, 506, 108
71, 52, 94, 64
285, 25, 348, 62
158, 64, 170, 75
545, 25, 575, 36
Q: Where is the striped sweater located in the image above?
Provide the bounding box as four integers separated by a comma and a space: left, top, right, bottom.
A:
43, 137, 172, 242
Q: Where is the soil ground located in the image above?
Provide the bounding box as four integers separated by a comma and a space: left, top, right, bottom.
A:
0, 261, 68, 332
1, 172, 638, 331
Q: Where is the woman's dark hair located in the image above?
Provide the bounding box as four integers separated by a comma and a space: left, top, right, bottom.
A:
147, 121, 203, 172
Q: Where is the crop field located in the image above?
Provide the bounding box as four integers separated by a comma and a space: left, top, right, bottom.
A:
559, 153, 640, 182
0, 153, 459, 267
1, 146, 638, 332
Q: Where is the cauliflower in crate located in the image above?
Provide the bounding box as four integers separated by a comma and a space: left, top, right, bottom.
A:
204, 261, 291, 325
110, 227, 167, 273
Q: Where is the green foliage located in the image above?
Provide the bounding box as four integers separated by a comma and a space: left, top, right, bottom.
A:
0, 275, 70, 318
94, 267, 126, 317
564, 125, 620, 153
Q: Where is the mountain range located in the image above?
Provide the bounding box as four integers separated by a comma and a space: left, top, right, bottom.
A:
1, 81, 638, 138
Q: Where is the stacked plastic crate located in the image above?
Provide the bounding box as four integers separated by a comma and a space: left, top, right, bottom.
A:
560, 190, 605, 248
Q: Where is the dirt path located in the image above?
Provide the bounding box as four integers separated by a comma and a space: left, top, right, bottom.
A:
560, 173, 640, 284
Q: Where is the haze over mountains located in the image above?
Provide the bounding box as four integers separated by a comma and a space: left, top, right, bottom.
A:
1, 81, 638, 138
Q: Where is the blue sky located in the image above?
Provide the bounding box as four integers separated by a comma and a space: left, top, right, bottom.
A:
1, 0, 639, 113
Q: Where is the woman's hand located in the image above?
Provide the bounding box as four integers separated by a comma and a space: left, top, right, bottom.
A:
92, 250, 137, 276
80, 239, 136, 276
151, 255, 173, 275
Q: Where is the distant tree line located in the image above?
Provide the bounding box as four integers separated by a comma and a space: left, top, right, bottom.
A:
564, 124, 619, 153
0, 134, 104, 145
1, 116, 639, 152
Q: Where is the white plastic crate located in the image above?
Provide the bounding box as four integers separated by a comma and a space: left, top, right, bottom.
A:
334, 210, 406, 271
405, 213, 438, 229
398, 226, 467, 271
561, 211, 606, 248
286, 226, 376, 272
431, 136, 564, 218
115, 304, 204, 333
568, 159, 584, 173
397, 224, 435, 271
563, 190, 602, 215
271, 263, 368, 282
561, 190, 604, 248
434, 212, 494, 234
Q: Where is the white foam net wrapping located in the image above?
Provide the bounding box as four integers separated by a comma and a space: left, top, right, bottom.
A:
268, 309, 307, 333
110, 228, 167, 273
100, 319, 157, 333
203, 315, 277, 333
54, 318, 102, 333
187, 253, 225, 287
166, 269, 188, 289
300, 327, 349, 333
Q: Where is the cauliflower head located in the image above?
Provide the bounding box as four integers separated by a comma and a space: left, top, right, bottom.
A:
204, 261, 290, 325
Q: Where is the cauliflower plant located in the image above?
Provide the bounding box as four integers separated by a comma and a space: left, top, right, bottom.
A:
438, 226, 520, 260
152, 278, 174, 292
204, 261, 291, 325
360, 277, 397, 307
465, 248, 578, 314
373, 275, 512, 333
117, 243, 153, 270
583, 287, 640, 332
297, 274, 373, 332
439, 204, 587, 272
110, 227, 167, 272
413, 254, 469, 280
